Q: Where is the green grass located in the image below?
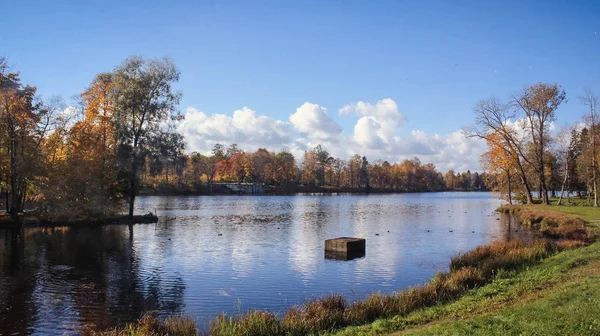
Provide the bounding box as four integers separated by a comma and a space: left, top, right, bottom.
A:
402, 274, 600, 335
525, 197, 600, 224
329, 222, 600, 336
541, 205, 600, 227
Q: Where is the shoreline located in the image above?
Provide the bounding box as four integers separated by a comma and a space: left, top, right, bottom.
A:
137, 186, 490, 196
0, 213, 159, 228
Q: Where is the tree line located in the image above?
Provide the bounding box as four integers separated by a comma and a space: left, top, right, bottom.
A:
1, 55, 492, 223
141, 142, 490, 195
469, 83, 600, 206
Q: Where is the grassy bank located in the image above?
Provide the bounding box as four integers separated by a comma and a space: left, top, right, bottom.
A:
331, 238, 600, 336
497, 204, 599, 240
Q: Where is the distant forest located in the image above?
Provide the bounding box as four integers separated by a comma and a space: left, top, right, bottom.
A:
2, 55, 593, 223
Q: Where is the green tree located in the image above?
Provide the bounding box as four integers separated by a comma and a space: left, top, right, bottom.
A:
112, 56, 182, 217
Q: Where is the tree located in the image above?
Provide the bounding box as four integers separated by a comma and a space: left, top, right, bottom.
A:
272, 150, 296, 186
302, 151, 318, 186
348, 154, 362, 188
359, 156, 369, 189
314, 145, 331, 186
580, 89, 599, 206
514, 83, 566, 204
147, 128, 185, 184
444, 170, 456, 190
467, 97, 534, 204
248, 148, 272, 183
0, 58, 47, 222
112, 56, 181, 217
481, 132, 518, 204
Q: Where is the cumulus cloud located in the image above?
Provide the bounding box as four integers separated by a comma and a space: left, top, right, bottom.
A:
177, 106, 294, 153
176, 99, 487, 172
421, 130, 487, 172
289, 102, 342, 143
340, 98, 406, 143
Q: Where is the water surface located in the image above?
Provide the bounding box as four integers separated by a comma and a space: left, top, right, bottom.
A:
0, 192, 527, 335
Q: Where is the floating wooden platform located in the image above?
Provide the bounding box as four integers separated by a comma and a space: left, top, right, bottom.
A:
324, 237, 366, 260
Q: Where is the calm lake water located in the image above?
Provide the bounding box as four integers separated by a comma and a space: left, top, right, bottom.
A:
0, 192, 531, 335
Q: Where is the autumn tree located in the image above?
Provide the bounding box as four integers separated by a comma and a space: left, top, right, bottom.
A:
314, 145, 332, 186
0, 58, 48, 222
302, 150, 318, 186
359, 156, 369, 189
271, 150, 296, 186
467, 97, 534, 204
249, 148, 272, 183
481, 132, 519, 204
348, 154, 362, 188
112, 56, 181, 217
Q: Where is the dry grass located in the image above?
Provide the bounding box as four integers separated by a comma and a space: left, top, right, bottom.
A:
210, 311, 285, 336
450, 240, 555, 275
281, 295, 348, 335
83, 314, 198, 336
556, 239, 589, 250
497, 205, 596, 243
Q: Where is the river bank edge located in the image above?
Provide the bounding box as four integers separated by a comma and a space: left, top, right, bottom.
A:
83, 205, 598, 336
0, 213, 158, 228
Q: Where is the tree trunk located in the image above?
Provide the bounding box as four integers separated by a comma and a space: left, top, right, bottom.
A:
507, 169, 513, 205
515, 159, 534, 204
557, 158, 569, 206
592, 117, 598, 207
128, 158, 137, 218
165, 164, 169, 184
541, 176, 549, 205
9, 137, 19, 223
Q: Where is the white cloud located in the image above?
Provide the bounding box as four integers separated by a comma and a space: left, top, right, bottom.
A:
340, 98, 406, 143
353, 116, 386, 149
178, 106, 294, 153
289, 102, 342, 143
177, 99, 487, 172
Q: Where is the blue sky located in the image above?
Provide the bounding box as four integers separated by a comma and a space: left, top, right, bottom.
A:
3, 0, 600, 171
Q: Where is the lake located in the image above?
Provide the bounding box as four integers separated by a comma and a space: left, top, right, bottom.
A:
0, 192, 531, 335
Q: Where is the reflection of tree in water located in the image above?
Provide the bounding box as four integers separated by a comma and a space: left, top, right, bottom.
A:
0, 228, 36, 335
499, 213, 539, 242
0, 225, 186, 334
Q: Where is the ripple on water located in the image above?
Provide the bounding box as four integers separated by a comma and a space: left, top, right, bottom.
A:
0, 192, 521, 335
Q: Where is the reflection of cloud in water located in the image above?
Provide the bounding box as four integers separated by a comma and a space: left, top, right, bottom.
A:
217, 289, 230, 297
350, 199, 401, 283
288, 198, 328, 281
228, 200, 258, 278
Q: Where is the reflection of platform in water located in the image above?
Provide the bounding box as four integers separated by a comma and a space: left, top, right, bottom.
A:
324, 237, 366, 261
325, 250, 365, 261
